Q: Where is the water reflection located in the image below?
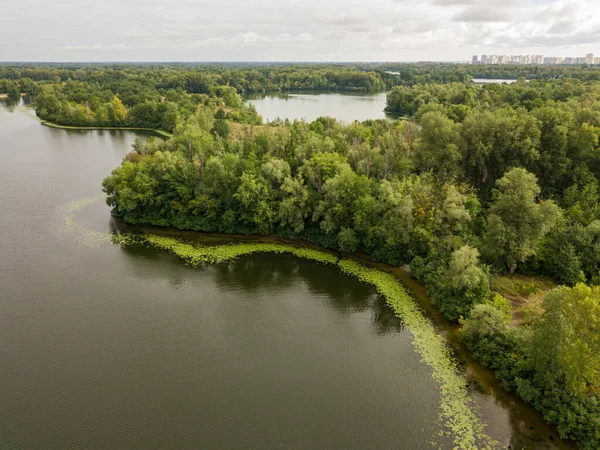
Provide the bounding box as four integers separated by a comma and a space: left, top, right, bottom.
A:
245, 91, 401, 123
115, 243, 407, 337
111, 231, 575, 449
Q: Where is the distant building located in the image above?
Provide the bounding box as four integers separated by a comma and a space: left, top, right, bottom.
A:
532, 55, 544, 64
475, 52, 599, 66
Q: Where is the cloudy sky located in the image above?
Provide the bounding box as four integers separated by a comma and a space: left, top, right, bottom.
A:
2, 0, 600, 61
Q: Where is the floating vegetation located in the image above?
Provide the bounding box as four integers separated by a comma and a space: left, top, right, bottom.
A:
134, 235, 499, 450
58, 195, 114, 248
61, 196, 499, 450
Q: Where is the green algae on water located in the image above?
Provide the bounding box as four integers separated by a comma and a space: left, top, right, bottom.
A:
137, 235, 500, 450
60, 196, 500, 449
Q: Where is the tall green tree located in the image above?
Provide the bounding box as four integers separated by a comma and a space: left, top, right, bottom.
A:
483, 168, 561, 273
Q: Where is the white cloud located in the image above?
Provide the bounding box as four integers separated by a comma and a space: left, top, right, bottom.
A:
63, 43, 130, 51
1, 0, 599, 61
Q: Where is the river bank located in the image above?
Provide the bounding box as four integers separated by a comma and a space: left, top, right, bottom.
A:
13, 103, 173, 138
38, 118, 172, 138
0, 93, 26, 98
109, 219, 577, 450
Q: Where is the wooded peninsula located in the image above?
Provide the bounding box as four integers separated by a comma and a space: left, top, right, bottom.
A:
2, 62, 599, 448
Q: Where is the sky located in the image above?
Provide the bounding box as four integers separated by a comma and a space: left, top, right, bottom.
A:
2, 0, 600, 62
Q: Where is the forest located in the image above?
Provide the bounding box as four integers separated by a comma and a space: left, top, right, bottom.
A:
3, 63, 600, 448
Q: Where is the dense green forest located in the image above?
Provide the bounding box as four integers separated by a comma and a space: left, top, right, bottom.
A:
4, 63, 600, 448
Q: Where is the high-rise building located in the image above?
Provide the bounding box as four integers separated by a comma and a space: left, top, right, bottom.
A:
586, 53, 594, 64
472, 55, 479, 64
563, 57, 574, 65
594, 57, 600, 65
575, 57, 586, 64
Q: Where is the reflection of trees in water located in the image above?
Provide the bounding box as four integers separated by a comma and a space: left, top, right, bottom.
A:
114, 239, 565, 448
371, 295, 406, 335
116, 242, 406, 336
211, 253, 406, 336
1, 96, 20, 110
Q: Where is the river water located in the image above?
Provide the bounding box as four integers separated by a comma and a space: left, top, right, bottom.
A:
0, 98, 572, 449
246, 91, 399, 123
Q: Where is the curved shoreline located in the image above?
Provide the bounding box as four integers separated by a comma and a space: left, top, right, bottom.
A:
17, 108, 172, 138
59, 198, 495, 449
109, 220, 577, 450
39, 120, 173, 137
61, 196, 576, 449
130, 234, 500, 450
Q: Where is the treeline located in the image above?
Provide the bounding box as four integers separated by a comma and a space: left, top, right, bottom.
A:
102, 74, 600, 446
385, 78, 600, 117
5, 63, 600, 99
0, 77, 37, 96
376, 62, 600, 84
34, 83, 260, 131
0, 64, 388, 95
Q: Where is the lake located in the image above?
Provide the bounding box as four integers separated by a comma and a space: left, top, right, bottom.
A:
472, 78, 521, 84
0, 98, 572, 449
246, 91, 399, 123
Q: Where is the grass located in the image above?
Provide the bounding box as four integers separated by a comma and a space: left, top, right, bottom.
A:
490, 275, 555, 325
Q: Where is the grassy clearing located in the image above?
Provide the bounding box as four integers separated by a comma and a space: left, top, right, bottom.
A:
490, 275, 555, 325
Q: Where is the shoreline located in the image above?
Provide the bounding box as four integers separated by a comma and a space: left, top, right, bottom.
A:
0, 93, 27, 98
116, 231, 498, 450
16, 107, 172, 137
110, 218, 576, 449
39, 120, 173, 137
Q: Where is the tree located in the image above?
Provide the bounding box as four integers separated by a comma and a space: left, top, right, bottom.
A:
483, 168, 561, 273
337, 228, 358, 254
108, 95, 127, 124
459, 108, 541, 200
212, 108, 229, 139
530, 284, 600, 397
278, 176, 309, 233
442, 245, 490, 320
233, 173, 274, 233
414, 111, 461, 180
314, 166, 371, 236
540, 228, 586, 285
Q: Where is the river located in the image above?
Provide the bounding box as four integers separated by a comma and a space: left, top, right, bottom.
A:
245, 91, 399, 123
0, 98, 573, 449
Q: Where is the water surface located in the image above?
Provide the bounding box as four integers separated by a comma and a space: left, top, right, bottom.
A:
472, 78, 521, 84
0, 99, 572, 449
246, 91, 398, 123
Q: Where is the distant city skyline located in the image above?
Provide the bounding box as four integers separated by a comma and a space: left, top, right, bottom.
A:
2, 0, 600, 62
471, 52, 600, 65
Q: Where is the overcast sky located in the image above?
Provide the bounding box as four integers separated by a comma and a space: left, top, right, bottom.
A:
2, 0, 600, 62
